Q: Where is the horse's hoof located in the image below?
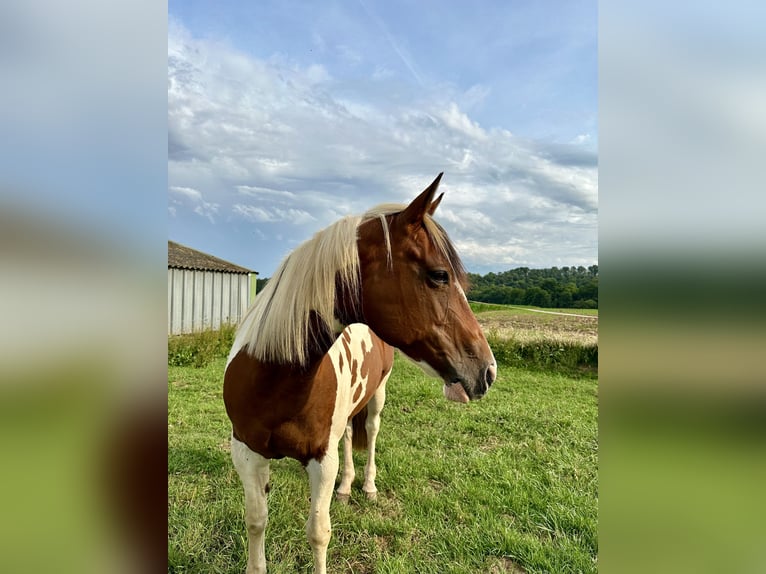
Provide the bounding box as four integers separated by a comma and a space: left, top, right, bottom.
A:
336, 492, 350, 504
363, 490, 377, 501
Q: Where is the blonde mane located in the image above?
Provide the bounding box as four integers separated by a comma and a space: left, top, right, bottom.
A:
233, 203, 464, 366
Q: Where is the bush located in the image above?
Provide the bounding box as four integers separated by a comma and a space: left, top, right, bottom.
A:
168, 324, 237, 368
468, 301, 502, 314
487, 331, 598, 377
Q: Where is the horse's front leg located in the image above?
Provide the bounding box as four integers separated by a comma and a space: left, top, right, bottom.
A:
336, 421, 355, 502
362, 377, 388, 499
306, 447, 340, 574
231, 435, 271, 574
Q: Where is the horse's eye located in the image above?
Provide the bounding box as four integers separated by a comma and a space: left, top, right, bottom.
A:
427, 269, 449, 286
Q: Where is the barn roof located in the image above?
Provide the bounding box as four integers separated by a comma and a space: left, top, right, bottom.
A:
168, 241, 256, 274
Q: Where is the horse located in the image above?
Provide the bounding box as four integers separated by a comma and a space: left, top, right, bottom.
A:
223, 173, 497, 574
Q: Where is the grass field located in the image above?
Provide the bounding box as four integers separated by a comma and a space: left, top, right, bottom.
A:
168, 305, 598, 573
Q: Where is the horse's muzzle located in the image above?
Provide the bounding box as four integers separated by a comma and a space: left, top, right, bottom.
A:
444, 360, 497, 403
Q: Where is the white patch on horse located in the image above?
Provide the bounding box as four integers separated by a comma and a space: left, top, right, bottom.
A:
327, 324, 374, 434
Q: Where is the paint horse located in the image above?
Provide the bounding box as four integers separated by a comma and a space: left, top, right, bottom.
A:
224, 173, 497, 574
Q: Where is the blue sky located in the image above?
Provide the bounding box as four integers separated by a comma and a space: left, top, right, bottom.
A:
168, 0, 597, 276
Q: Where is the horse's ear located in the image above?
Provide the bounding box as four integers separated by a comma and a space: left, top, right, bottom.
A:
428, 192, 444, 216
401, 172, 443, 227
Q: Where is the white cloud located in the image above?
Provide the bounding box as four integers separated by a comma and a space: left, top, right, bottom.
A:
231, 205, 273, 222
455, 239, 528, 267
236, 185, 297, 201
193, 203, 219, 222
438, 103, 488, 141
169, 186, 202, 201
233, 204, 316, 225
169, 185, 219, 223
439, 208, 497, 232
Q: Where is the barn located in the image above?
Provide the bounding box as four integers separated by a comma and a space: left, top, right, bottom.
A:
168, 240, 258, 335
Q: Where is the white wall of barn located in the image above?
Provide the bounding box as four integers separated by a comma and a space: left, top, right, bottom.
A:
168, 268, 250, 334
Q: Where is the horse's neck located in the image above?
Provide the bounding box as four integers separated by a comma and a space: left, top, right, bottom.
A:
333, 274, 364, 328
299, 288, 364, 368
302, 310, 337, 365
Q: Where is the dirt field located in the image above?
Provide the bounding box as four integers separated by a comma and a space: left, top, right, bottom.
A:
475, 308, 598, 346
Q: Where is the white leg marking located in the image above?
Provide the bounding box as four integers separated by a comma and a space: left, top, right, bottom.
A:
336, 421, 355, 499
231, 435, 270, 574
362, 374, 389, 499
306, 450, 339, 574
328, 324, 380, 501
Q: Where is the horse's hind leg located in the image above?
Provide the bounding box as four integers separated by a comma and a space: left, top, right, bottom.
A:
306, 447, 340, 574
231, 435, 270, 574
336, 421, 354, 501
362, 376, 389, 500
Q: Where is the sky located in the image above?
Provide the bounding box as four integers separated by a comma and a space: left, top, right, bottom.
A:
168, 0, 597, 277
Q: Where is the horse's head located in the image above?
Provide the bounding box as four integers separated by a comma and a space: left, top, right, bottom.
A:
357, 173, 497, 402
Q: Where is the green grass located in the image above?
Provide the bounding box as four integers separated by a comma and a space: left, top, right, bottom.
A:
169, 353, 598, 573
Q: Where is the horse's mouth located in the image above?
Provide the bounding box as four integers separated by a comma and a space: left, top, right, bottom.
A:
443, 380, 470, 403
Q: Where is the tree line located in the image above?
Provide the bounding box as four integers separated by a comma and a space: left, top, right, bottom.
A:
467, 265, 598, 308
256, 264, 598, 309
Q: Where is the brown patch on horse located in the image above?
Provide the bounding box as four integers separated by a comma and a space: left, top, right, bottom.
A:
350, 359, 358, 387
360, 350, 371, 380
352, 384, 363, 402
224, 349, 338, 465
351, 405, 368, 450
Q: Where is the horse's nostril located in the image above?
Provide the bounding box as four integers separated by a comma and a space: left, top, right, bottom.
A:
484, 364, 496, 387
